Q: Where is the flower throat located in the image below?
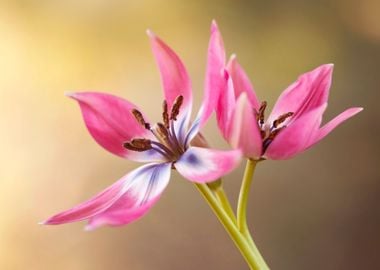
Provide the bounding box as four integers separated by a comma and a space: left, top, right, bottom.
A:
123, 95, 186, 161
255, 101, 294, 154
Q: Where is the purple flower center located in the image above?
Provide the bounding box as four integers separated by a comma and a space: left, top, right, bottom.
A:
123, 95, 186, 161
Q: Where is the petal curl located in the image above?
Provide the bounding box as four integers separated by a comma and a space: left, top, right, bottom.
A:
227, 55, 260, 110
68, 92, 165, 162
268, 64, 333, 125
175, 146, 241, 183
228, 93, 262, 159
309, 107, 363, 147
147, 30, 192, 142
265, 104, 327, 160
42, 163, 171, 229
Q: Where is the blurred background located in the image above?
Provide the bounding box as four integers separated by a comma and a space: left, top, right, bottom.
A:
0, 0, 379, 269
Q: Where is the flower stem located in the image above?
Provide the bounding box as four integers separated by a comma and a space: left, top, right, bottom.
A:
207, 179, 236, 223
237, 159, 269, 269
195, 183, 260, 270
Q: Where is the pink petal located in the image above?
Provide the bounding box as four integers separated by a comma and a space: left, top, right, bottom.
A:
147, 30, 192, 134
228, 93, 262, 159
175, 146, 242, 183
265, 104, 327, 160
86, 195, 161, 231
309, 107, 363, 147
268, 64, 333, 125
198, 20, 226, 128
216, 70, 236, 138
68, 92, 165, 162
42, 163, 171, 229
86, 163, 172, 230
227, 55, 260, 110
42, 176, 126, 225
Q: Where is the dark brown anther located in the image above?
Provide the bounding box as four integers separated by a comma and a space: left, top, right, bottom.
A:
155, 123, 169, 139
272, 112, 294, 128
262, 126, 287, 153
268, 126, 286, 140
260, 130, 266, 139
162, 100, 169, 128
132, 109, 151, 130
123, 138, 152, 152
170, 95, 184, 121
257, 101, 267, 125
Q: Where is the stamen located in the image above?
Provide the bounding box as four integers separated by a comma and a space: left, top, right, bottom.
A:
170, 95, 184, 121
132, 109, 151, 130
256, 101, 267, 125
262, 126, 286, 153
260, 130, 266, 139
151, 123, 175, 153
155, 123, 170, 140
123, 138, 152, 152
151, 141, 175, 156
272, 112, 294, 128
162, 100, 169, 128
268, 126, 286, 140
170, 120, 184, 153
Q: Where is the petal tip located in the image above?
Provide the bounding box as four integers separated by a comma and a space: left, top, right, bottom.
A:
320, 63, 334, 72
325, 63, 334, 70
146, 29, 155, 38
64, 91, 78, 99
211, 20, 219, 32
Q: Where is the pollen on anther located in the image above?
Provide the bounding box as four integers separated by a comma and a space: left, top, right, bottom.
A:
256, 101, 267, 125
170, 95, 184, 121
123, 138, 152, 152
162, 100, 169, 128
132, 109, 151, 130
272, 112, 294, 128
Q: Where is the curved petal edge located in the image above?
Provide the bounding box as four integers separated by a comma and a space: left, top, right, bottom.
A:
175, 146, 242, 183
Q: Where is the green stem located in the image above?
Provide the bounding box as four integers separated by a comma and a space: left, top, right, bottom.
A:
215, 187, 236, 223
195, 183, 260, 270
237, 159, 269, 269
208, 179, 236, 223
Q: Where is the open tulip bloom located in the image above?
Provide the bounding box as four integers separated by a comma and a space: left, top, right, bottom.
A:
43, 21, 362, 270
218, 60, 362, 161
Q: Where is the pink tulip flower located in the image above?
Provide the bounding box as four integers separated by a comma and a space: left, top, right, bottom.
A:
42, 23, 241, 230
212, 27, 362, 160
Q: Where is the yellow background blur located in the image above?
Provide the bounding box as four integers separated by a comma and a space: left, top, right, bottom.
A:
0, 0, 379, 269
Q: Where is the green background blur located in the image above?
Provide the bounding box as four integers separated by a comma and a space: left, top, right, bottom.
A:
0, 0, 379, 269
